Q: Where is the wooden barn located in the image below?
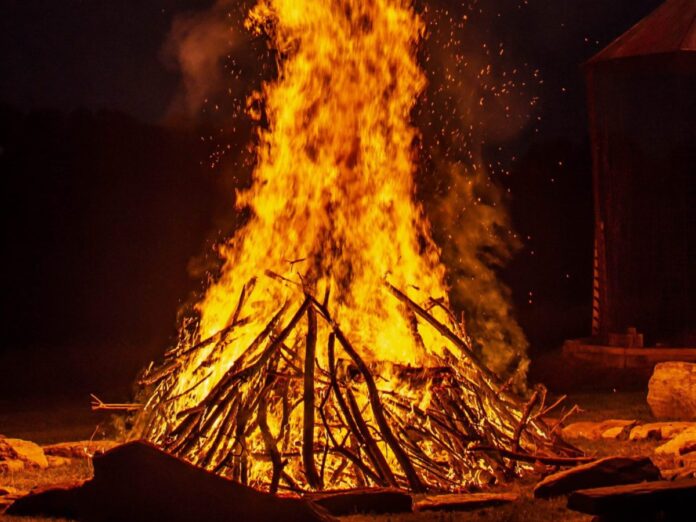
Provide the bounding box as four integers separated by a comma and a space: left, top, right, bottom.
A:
584, 0, 696, 348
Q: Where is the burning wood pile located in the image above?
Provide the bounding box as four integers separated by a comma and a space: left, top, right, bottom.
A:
135, 278, 580, 493
133, 0, 580, 494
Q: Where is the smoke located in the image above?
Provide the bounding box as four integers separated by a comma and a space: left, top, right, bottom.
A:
416, 2, 539, 388
162, 0, 238, 121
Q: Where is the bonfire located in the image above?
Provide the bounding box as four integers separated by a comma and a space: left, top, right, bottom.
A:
134, 0, 579, 493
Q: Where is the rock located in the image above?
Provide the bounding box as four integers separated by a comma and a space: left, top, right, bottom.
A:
600, 421, 638, 441
648, 362, 696, 420
0, 438, 48, 469
676, 451, 696, 468
567, 478, 696, 520
661, 468, 696, 481
0, 486, 25, 497
306, 488, 412, 515
43, 440, 120, 459
562, 420, 637, 441
47, 455, 72, 467
6, 440, 336, 522
415, 492, 518, 512
534, 456, 660, 498
562, 422, 602, 440
629, 422, 696, 441
654, 427, 696, 456
0, 459, 25, 473
0, 486, 27, 515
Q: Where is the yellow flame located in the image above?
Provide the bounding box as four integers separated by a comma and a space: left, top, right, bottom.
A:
136, 0, 553, 492
163, 0, 460, 403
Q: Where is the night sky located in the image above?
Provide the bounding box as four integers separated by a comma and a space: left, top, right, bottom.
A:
0, 0, 667, 400
1, 1, 663, 130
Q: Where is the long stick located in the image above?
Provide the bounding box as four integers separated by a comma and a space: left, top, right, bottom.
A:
513, 389, 540, 452
386, 283, 498, 384
311, 296, 426, 493
302, 306, 322, 489
258, 387, 285, 494
327, 334, 389, 487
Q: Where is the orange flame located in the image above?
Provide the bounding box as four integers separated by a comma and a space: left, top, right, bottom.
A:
168, 0, 454, 398
136, 0, 559, 492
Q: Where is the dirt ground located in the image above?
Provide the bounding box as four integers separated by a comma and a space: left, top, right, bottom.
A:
0, 391, 662, 521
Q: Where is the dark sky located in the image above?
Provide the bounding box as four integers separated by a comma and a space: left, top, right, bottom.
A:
0, 0, 671, 399
1, 0, 664, 135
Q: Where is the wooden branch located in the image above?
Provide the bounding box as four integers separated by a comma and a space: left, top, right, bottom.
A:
302, 306, 322, 489
258, 388, 285, 494
386, 283, 498, 385
533, 394, 568, 421
513, 389, 540, 452
344, 384, 397, 487
230, 277, 256, 328
327, 334, 389, 487
90, 394, 142, 412
311, 295, 426, 493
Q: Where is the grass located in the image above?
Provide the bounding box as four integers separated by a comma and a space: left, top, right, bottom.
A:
1, 391, 659, 521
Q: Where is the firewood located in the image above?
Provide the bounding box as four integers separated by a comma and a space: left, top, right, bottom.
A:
303, 306, 322, 489
135, 284, 581, 493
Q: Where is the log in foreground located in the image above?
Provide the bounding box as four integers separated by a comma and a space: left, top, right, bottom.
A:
6, 441, 335, 522
534, 456, 661, 498
415, 492, 518, 512
567, 479, 696, 521
134, 283, 581, 492
305, 488, 413, 516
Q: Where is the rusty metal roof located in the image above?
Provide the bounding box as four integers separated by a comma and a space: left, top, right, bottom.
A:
588, 0, 696, 63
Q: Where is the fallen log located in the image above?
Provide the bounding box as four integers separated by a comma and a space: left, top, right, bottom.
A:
305, 488, 412, 516
567, 479, 696, 520
415, 492, 518, 512
534, 456, 660, 498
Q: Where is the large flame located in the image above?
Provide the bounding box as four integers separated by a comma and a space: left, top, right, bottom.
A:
135, 0, 567, 493
172, 0, 452, 401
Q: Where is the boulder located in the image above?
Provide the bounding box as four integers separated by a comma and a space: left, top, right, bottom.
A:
47, 455, 72, 468
648, 362, 696, 420
562, 420, 637, 441
0, 486, 25, 498
0, 459, 24, 473
654, 427, 696, 456
0, 438, 48, 469
0, 486, 26, 514
629, 422, 696, 441
6, 440, 335, 522
676, 450, 696, 468
661, 468, 696, 481
562, 422, 602, 440
534, 456, 660, 498
306, 488, 412, 515
43, 441, 120, 459
415, 492, 518, 511
600, 420, 638, 441
567, 479, 696, 520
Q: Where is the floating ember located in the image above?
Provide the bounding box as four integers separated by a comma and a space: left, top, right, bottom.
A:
134, 0, 578, 493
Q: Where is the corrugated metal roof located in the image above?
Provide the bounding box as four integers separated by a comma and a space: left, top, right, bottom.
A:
588, 0, 696, 63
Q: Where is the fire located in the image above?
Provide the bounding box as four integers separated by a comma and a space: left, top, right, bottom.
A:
135, 0, 576, 493
173, 0, 452, 409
